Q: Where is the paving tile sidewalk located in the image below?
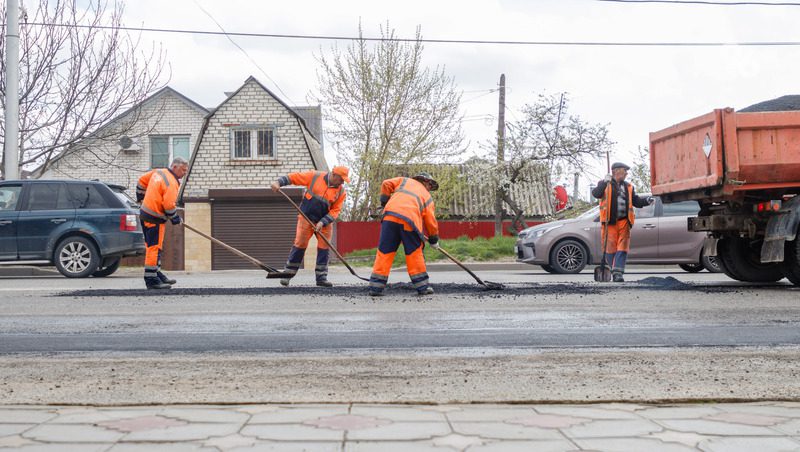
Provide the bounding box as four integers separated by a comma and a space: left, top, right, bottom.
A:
0, 402, 799, 451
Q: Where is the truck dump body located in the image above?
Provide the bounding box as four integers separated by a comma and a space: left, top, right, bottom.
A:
650, 108, 800, 202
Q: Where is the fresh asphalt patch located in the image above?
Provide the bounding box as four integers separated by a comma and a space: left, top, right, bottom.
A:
57, 276, 790, 298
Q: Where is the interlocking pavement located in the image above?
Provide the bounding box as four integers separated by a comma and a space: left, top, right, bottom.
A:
0, 402, 799, 451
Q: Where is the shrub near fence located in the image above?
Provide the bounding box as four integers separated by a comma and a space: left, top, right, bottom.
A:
335, 220, 542, 255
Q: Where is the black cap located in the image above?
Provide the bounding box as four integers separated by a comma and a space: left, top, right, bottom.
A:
412, 172, 439, 191
611, 162, 630, 171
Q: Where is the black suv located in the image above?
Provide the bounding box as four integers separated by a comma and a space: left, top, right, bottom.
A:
0, 180, 145, 277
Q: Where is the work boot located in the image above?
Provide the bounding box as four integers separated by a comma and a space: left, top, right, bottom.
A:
145, 279, 171, 290
369, 291, 384, 297
316, 279, 333, 288
279, 278, 291, 287
612, 271, 624, 282
417, 287, 435, 296
157, 271, 176, 285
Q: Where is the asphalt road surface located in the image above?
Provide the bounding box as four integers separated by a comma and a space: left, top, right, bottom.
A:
1, 264, 799, 404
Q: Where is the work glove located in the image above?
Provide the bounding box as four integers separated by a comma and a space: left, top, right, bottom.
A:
430, 242, 441, 250
647, 196, 655, 205
170, 215, 182, 225
428, 235, 440, 249
136, 193, 144, 203
603, 174, 612, 183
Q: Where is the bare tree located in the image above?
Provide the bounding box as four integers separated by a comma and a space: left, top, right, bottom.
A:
476, 93, 614, 233
0, 0, 168, 178
628, 145, 651, 193
314, 23, 465, 220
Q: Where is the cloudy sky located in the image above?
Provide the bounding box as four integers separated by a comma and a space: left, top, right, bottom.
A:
121, 0, 800, 196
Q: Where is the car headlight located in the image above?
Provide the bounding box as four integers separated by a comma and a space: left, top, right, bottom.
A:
532, 224, 563, 239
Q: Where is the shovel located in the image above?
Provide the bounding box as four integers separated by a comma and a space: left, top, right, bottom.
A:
593, 221, 612, 282
277, 189, 370, 282
434, 244, 504, 290
182, 223, 294, 278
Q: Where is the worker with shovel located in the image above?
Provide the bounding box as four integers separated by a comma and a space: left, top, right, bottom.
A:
136, 157, 189, 289
271, 166, 349, 287
369, 173, 440, 297
592, 162, 653, 282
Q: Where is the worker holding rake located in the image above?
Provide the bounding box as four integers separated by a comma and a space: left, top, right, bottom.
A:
271, 166, 349, 287
369, 172, 440, 297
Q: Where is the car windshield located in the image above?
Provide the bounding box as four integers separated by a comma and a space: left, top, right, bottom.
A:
577, 206, 600, 220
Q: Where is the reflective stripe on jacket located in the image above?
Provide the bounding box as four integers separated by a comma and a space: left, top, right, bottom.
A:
139, 169, 180, 224
279, 171, 346, 225
599, 182, 636, 225
380, 177, 439, 240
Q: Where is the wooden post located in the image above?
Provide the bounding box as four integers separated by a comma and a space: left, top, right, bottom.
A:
494, 74, 506, 236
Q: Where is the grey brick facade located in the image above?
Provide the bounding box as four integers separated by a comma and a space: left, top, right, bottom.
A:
182, 77, 325, 199
39, 88, 208, 196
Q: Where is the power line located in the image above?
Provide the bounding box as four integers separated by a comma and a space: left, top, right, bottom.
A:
191, 1, 296, 105
599, 0, 800, 5
25, 22, 800, 46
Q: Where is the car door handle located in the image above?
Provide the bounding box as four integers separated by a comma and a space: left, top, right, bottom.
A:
50, 218, 68, 224
0, 220, 11, 226
642, 224, 656, 229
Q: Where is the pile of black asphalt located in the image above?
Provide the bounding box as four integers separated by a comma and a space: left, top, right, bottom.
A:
739, 94, 800, 112
56, 278, 758, 299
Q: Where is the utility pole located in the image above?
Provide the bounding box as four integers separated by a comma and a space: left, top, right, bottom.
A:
573, 172, 580, 202
494, 74, 505, 237
3, 0, 20, 180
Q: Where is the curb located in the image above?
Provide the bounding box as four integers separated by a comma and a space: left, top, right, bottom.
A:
0, 266, 61, 277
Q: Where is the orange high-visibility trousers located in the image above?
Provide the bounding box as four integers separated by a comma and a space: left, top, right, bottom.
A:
369, 217, 429, 295
142, 220, 166, 282
283, 215, 333, 282
602, 219, 631, 272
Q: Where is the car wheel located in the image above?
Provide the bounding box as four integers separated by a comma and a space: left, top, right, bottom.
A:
92, 257, 121, 277
702, 254, 722, 273
679, 263, 704, 273
548, 239, 588, 274
718, 237, 784, 283
541, 264, 558, 274
779, 238, 800, 286
54, 236, 100, 278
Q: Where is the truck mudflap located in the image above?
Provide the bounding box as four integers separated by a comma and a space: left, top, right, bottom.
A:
761, 196, 800, 263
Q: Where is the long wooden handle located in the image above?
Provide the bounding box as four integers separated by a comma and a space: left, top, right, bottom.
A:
183, 222, 278, 273
435, 245, 488, 286
277, 189, 369, 282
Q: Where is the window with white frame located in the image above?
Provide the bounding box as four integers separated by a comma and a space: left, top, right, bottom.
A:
231, 127, 276, 159
150, 135, 191, 169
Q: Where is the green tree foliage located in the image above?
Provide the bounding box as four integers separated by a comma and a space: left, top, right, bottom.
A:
628, 146, 652, 193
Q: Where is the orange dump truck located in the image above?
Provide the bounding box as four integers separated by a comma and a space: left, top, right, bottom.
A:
650, 106, 800, 286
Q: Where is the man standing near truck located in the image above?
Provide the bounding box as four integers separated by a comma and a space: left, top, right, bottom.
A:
592, 162, 653, 282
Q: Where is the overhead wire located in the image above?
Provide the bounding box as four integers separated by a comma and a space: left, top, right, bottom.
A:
598, 0, 800, 5
24, 22, 800, 46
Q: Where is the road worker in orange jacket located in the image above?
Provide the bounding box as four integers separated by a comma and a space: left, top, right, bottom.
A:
137, 157, 189, 289
369, 172, 440, 297
271, 166, 349, 287
592, 161, 654, 282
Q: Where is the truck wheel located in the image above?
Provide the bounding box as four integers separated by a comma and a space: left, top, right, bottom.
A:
780, 239, 800, 286
718, 237, 784, 283
548, 239, 588, 274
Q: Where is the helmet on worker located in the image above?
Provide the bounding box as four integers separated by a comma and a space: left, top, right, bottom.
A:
412, 172, 439, 191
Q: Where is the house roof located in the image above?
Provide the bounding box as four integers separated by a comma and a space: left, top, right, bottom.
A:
33, 86, 209, 177
179, 76, 326, 201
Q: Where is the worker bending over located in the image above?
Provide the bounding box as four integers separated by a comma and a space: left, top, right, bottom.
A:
369, 172, 440, 297
137, 157, 189, 289
592, 162, 653, 282
271, 166, 349, 287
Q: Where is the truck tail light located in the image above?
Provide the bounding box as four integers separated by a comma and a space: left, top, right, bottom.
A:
120, 214, 138, 231
755, 200, 782, 213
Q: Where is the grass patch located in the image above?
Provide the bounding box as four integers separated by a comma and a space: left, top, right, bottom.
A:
342, 235, 517, 267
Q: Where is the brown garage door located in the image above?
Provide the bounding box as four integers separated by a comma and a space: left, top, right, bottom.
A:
210, 189, 301, 270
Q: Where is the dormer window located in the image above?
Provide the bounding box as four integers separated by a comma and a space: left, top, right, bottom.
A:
231, 126, 276, 159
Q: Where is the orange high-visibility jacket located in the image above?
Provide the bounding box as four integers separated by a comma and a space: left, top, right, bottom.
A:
278, 170, 346, 225
138, 168, 180, 224
380, 177, 439, 241
594, 181, 648, 225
